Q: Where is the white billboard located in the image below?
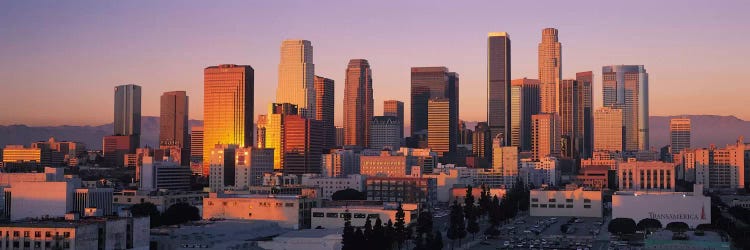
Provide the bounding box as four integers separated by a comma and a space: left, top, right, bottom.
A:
612, 192, 710, 228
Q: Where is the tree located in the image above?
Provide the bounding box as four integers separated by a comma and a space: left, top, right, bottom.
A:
447, 200, 466, 249
384, 219, 395, 249
636, 218, 663, 231
666, 221, 690, 232
342, 217, 356, 250
332, 188, 366, 200
161, 203, 201, 226
364, 217, 374, 245
416, 209, 433, 235
608, 218, 637, 235
130, 202, 161, 227
478, 184, 490, 219
489, 195, 502, 228
394, 203, 407, 249
432, 230, 444, 250
464, 186, 479, 240
354, 227, 366, 249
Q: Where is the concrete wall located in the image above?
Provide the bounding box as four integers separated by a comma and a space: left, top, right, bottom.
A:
612, 192, 711, 228
529, 188, 603, 218
10, 181, 74, 221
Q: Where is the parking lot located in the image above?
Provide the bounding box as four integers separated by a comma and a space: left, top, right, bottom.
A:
471, 215, 612, 250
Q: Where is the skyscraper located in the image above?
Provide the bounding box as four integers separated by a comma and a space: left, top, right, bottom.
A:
538, 28, 561, 114
472, 122, 491, 168
670, 118, 691, 153
203, 64, 254, 176
190, 126, 203, 163
314, 76, 335, 150
428, 99, 453, 159
410, 67, 455, 136
263, 103, 299, 170
510, 78, 540, 151
283, 115, 324, 175
277, 40, 315, 118
531, 113, 561, 161
383, 100, 405, 142
602, 65, 649, 151
593, 107, 623, 152
559, 73, 593, 159
343, 59, 373, 147
159, 91, 189, 149
369, 116, 401, 150
114, 84, 141, 149
487, 32, 511, 142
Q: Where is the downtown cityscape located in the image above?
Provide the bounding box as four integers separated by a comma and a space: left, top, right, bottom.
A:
0, 1, 749, 250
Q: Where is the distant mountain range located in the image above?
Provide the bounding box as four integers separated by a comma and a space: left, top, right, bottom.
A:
0, 115, 747, 150
0, 117, 203, 149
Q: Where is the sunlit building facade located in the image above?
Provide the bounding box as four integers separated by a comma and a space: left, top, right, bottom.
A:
594, 107, 623, 152
383, 100, 405, 142
276, 40, 315, 118
314, 76, 335, 150
538, 28, 561, 114
487, 32, 511, 142
510, 78, 540, 151
602, 65, 649, 151
670, 118, 691, 154
531, 113, 561, 161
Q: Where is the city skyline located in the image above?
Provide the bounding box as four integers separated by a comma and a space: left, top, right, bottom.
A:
2, 1, 749, 129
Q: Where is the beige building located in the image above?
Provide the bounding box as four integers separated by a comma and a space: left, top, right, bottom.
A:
531, 113, 561, 161
617, 160, 676, 192
670, 118, 691, 154
594, 107, 623, 152
300, 174, 364, 199
427, 98, 451, 157
492, 142, 519, 177
2, 145, 41, 169
277, 40, 315, 118
360, 151, 411, 177
202, 193, 314, 229
113, 190, 205, 213
311, 203, 418, 229
530, 187, 602, 218
693, 139, 745, 190
203, 64, 254, 176
538, 28, 561, 114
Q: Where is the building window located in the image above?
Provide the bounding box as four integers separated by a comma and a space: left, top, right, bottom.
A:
285, 203, 294, 207
12, 242, 18, 248
354, 213, 366, 218
565, 204, 573, 208
23, 231, 29, 237
34, 241, 41, 248
45, 242, 51, 248
566, 199, 573, 203
540, 204, 548, 208
548, 199, 556, 202
313, 212, 324, 217
531, 204, 538, 208
584, 205, 591, 209
63, 232, 70, 238
583, 199, 591, 203
326, 213, 338, 218
12, 231, 18, 237
531, 198, 539, 202
23, 241, 30, 248
45, 232, 51, 238
34, 231, 40, 238
340, 213, 351, 219
557, 204, 564, 208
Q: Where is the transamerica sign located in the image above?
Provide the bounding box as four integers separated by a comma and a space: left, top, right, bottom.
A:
612, 192, 711, 228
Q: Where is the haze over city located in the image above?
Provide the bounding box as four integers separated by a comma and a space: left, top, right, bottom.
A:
1, 0, 749, 126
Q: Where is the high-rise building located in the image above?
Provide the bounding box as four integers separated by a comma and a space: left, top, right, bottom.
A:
692, 138, 745, 190
261, 103, 299, 170
493, 140, 519, 177
159, 91, 189, 148
510, 78, 540, 151
602, 65, 649, 151
472, 122, 491, 168
343, 59, 373, 147
277, 40, 315, 118
410, 67, 458, 137
531, 113, 561, 161
670, 118, 691, 154
538, 28, 561, 114
283, 115, 324, 175
314, 76, 335, 150
335, 126, 344, 147
114, 84, 141, 149
593, 107, 623, 152
487, 32, 511, 142
235, 147, 274, 188
102, 135, 136, 167
559, 74, 593, 159
256, 115, 267, 148
369, 116, 401, 150
203, 64, 254, 176
576, 72, 594, 158
428, 99, 453, 160
209, 144, 236, 192
384, 100, 405, 141
190, 126, 203, 163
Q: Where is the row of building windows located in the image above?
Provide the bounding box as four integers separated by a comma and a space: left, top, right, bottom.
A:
312, 212, 380, 219
531, 198, 590, 203
531, 204, 593, 209
1, 231, 69, 238
2, 240, 70, 249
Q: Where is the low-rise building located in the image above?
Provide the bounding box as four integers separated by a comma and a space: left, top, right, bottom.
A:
617, 160, 676, 192
311, 203, 418, 229
612, 186, 711, 228
360, 150, 412, 177
365, 177, 436, 206
0, 215, 149, 250
529, 187, 603, 218
113, 190, 206, 213
139, 156, 191, 192
258, 228, 342, 250
150, 220, 286, 250
300, 174, 364, 199
202, 193, 315, 229
575, 165, 610, 190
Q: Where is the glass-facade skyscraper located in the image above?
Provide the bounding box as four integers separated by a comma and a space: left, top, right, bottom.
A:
277, 40, 315, 118
343, 59, 373, 147
602, 65, 649, 151
487, 32, 511, 143
114, 84, 141, 149
538, 28, 561, 114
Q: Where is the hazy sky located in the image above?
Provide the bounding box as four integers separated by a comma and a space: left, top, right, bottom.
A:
1, 0, 749, 127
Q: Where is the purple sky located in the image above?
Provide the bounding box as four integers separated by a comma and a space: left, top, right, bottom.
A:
1, 0, 749, 127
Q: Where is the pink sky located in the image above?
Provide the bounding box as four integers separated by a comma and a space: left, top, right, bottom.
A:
1, 0, 749, 127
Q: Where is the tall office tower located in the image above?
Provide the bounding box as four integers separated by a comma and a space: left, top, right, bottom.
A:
576, 72, 594, 158
335, 126, 344, 147
487, 32, 511, 142
531, 113, 561, 161
427, 99, 454, 160
559, 75, 593, 159
256, 115, 267, 148
369, 116, 401, 150
384, 100, 405, 141
670, 118, 691, 154
458, 120, 473, 145
159, 91, 189, 163
264, 103, 299, 170
410, 67, 458, 136
510, 78, 541, 151
314, 76, 335, 150
343, 59, 374, 147
190, 126, 203, 163
492, 141, 519, 177
538, 28, 561, 114
692, 138, 745, 190
283, 115, 324, 175
593, 107, 623, 152
472, 122, 492, 168
277, 40, 315, 118
208, 144, 236, 192
235, 147, 274, 188
602, 65, 649, 151
114, 84, 142, 149
447, 72, 460, 147
203, 64, 254, 176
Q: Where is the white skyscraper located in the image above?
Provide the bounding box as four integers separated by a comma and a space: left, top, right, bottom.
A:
277, 40, 315, 118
